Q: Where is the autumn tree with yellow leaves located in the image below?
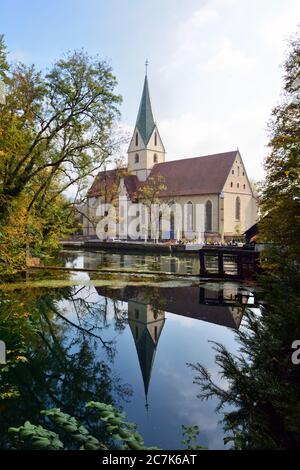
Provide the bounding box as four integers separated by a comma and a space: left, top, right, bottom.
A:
0, 34, 122, 275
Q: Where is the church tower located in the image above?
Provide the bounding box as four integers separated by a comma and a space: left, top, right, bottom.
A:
127, 68, 165, 181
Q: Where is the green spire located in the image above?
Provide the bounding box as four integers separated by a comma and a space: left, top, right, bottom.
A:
135, 328, 156, 397
136, 75, 156, 146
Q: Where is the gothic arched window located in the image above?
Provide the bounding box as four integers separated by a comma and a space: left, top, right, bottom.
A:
235, 196, 241, 221
153, 153, 158, 163
187, 201, 193, 232
135, 132, 138, 146
154, 132, 157, 146
135, 153, 139, 163
205, 200, 212, 232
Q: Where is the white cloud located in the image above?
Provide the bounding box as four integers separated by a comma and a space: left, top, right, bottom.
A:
160, 106, 269, 179
152, 0, 300, 181
258, 1, 300, 50
159, 5, 220, 77
202, 38, 255, 72
118, 0, 299, 182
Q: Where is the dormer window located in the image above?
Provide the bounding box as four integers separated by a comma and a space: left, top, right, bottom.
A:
135, 153, 139, 163
154, 132, 157, 146
153, 153, 158, 163
135, 132, 138, 146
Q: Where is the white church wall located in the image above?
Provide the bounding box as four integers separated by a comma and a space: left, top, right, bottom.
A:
161, 194, 219, 237
222, 151, 257, 236
223, 191, 257, 235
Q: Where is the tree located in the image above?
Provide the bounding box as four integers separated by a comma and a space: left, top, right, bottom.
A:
0, 34, 8, 104
135, 174, 166, 240
189, 31, 300, 450
0, 48, 121, 213
136, 174, 166, 208
259, 32, 300, 267
189, 264, 300, 450
0, 34, 123, 274
0, 284, 132, 448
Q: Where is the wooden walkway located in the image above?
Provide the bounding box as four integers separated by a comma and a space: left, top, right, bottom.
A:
199, 247, 260, 280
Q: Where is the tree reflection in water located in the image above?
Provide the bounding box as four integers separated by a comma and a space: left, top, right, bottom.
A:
1, 276, 260, 450
189, 266, 300, 449
0, 284, 132, 449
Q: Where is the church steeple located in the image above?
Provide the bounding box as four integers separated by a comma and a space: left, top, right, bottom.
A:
135, 75, 155, 146
128, 301, 165, 411
127, 68, 165, 181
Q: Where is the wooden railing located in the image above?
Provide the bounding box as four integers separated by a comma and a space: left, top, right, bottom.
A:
199, 247, 260, 280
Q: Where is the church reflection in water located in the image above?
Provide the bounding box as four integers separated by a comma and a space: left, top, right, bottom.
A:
94, 283, 256, 409
128, 300, 165, 411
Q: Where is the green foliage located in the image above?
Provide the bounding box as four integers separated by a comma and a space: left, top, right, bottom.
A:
189, 264, 300, 449
0, 283, 133, 448
0, 34, 9, 81
136, 175, 167, 207
259, 31, 300, 266
8, 401, 159, 450
9, 421, 63, 450
41, 408, 106, 450
181, 425, 207, 450
188, 29, 300, 451
8, 401, 205, 450
0, 33, 122, 275
87, 401, 159, 450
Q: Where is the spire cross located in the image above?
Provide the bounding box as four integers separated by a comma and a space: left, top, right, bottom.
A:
145, 59, 149, 75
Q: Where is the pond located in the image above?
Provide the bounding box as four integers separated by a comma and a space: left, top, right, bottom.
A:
0, 250, 258, 450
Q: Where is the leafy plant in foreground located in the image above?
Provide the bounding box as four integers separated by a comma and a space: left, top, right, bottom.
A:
8, 401, 159, 450
8, 401, 206, 450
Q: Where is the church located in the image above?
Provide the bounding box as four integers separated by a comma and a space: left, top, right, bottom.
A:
84, 72, 257, 241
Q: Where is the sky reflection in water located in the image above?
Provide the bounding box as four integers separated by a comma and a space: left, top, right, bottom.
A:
0, 251, 258, 449
55, 251, 256, 449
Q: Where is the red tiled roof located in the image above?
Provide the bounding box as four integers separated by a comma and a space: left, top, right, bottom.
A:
88, 169, 117, 197
123, 175, 140, 199
88, 169, 140, 201
94, 285, 241, 329
149, 151, 238, 197
88, 151, 238, 199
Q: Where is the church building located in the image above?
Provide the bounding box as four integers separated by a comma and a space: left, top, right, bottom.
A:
84, 72, 257, 241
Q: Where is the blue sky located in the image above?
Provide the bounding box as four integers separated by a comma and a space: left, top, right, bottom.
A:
1, 0, 300, 179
